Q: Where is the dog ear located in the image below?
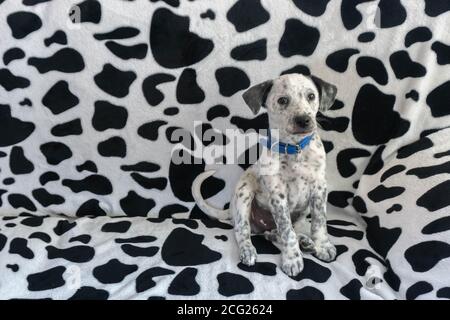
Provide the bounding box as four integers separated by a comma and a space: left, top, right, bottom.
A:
311, 75, 337, 112
242, 80, 273, 115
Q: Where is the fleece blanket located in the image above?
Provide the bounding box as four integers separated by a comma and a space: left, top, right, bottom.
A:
0, 0, 450, 300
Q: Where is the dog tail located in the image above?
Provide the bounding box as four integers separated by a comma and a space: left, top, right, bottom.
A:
191, 170, 232, 221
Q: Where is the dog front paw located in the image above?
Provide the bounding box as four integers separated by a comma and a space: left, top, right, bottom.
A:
313, 241, 337, 262
281, 250, 304, 277
298, 234, 315, 252
239, 242, 257, 266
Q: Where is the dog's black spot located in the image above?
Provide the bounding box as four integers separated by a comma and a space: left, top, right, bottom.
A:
227, 0, 269, 32
231, 39, 267, 61
390, 51, 427, 80
27, 266, 66, 291
10, 146, 34, 175
93, 100, 128, 131
217, 272, 254, 297
168, 267, 200, 296
93, 259, 138, 284
94, 64, 136, 98
120, 191, 156, 217
62, 175, 113, 195
42, 81, 79, 115
405, 27, 432, 48
150, 8, 213, 68
279, 19, 320, 57
162, 228, 221, 266
326, 48, 359, 73
28, 48, 85, 73
427, 81, 450, 118
142, 73, 176, 106
7, 11, 42, 39
352, 84, 410, 145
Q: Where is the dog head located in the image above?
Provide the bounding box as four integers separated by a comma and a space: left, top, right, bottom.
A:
242, 74, 337, 143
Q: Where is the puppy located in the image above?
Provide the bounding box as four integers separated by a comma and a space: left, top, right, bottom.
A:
192, 73, 337, 276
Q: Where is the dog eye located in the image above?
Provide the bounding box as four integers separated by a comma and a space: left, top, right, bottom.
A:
307, 93, 316, 101
277, 97, 289, 105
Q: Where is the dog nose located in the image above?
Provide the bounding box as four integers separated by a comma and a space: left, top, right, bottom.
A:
294, 116, 311, 128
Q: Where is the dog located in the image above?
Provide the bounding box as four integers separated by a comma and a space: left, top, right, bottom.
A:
192, 73, 337, 276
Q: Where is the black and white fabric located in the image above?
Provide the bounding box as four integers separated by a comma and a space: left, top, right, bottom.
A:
0, 0, 449, 300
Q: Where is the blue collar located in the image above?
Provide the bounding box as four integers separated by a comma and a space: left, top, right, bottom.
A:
262, 132, 314, 155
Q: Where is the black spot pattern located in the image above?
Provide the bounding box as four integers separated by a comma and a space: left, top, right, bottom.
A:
217, 272, 254, 297
150, 8, 214, 68
279, 19, 320, 57
227, 0, 269, 32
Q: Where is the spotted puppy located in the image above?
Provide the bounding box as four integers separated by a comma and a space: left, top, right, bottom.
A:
192, 73, 337, 276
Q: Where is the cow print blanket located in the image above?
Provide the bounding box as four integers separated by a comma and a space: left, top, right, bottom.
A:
0, 0, 450, 300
